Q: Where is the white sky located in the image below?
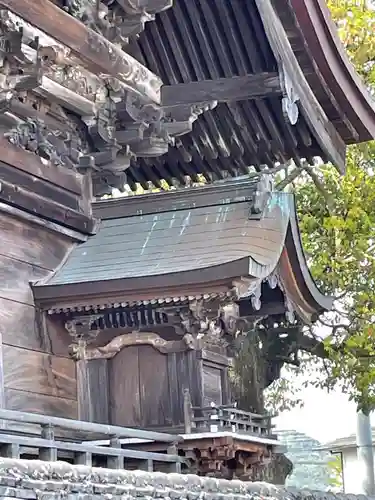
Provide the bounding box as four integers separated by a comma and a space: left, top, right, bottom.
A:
275, 387, 375, 443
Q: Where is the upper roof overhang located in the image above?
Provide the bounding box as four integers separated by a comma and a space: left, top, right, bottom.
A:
3, 0, 374, 195
275, 0, 375, 144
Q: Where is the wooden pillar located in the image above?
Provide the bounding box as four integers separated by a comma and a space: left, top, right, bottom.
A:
76, 358, 109, 424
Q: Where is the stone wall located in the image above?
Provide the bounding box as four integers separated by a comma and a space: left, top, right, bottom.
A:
0, 459, 370, 500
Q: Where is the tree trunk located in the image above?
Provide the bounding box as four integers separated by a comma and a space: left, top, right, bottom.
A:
230, 331, 293, 485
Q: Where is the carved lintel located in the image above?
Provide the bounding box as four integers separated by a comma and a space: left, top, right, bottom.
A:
249, 174, 273, 217
69, 331, 202, 361
279, 64, 299, 126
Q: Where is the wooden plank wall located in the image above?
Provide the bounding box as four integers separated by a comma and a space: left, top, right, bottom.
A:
0, 212, 78, 419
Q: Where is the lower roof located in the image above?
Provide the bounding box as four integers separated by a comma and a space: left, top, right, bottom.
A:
33, 178, 332, 322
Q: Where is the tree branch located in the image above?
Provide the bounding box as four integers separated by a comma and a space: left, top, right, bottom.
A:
276, 167, 302, 190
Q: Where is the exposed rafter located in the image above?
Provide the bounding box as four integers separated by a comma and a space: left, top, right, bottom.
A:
254, 0, 347, 174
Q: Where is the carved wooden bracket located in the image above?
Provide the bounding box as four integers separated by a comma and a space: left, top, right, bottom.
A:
279, 64, 300, 126
61, 0, 172, 44
64, 314, 103, 341
185, 440, 272, 480
249, 174, 273, 218
0, 7, 220, 196
162, 291, 246, 348
69, 331, 202, 360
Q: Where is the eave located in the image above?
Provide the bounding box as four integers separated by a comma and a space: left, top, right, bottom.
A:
123, 0, 348, 188
32, 179, 332, 323
275, 0, 375, 144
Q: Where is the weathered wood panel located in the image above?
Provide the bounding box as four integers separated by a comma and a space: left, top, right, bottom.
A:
109, 346, 141, 427
0, 138, 82, 195
203, 365, 222, 406
221, 368, 231, 405
0, 255, 48, 305
0, 298, 45, 352
139, 346, 170, 427
77, 359, 109, 423
167, 352, 180, 426
166, 351, 203, 427
44, 316, 75, 357
0, 212, 73, 270
5, 388, 77, 419
3, 345, 76, 400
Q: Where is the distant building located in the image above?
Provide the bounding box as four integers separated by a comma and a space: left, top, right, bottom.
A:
277, 430, 334, 491
321, 431, 375, 494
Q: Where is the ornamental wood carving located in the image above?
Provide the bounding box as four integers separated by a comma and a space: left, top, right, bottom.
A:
69, 331, 202, 360
0, 4, 218, 196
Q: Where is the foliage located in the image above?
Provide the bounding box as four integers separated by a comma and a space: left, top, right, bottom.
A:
327, 454, 343, 490
275, 0, 375, 413
328, 0, 375, 85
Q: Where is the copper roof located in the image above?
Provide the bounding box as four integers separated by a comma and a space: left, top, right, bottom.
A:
33, 178, 332, 321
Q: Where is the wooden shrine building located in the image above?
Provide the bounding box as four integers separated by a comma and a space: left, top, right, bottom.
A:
0, 0, 374, 481
31, 176, 334, 478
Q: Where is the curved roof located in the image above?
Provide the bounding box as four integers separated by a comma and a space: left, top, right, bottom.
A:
277, 0, 375, 143
33, 179, 332, 322
278, 197, 333, 322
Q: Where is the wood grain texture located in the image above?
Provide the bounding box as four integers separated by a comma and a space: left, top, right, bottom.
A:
3, 345, 76, 400
166, 351, 203, 427
0, 161, 80, 212
5, 388, 78, 419
161, 72, 282, 106
0, 178, 96, 235
0, 258, 48, 306
0, 298, 45, 352
0, 213, 73, 270
88, 359, 109, 424
0, 0, 161, 102
0, 333, 5, 409
0, 137, 82, 195
0, 255, 47, 305
139, 346, 170, 427
77, 360, 91, 422
109, 346, 141, 427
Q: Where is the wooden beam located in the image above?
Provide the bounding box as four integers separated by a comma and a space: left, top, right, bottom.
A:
0, 138, 82, 195
255, 0, 346, 173
0, 0, 162, 103
0, 178, 97, 235
161, 72, 282, 107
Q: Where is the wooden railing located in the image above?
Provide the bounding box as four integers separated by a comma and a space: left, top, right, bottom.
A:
0, 409, 184, 473
183, 391, 273, 437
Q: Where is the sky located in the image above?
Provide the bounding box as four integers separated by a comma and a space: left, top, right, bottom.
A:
275, 386, 375, 443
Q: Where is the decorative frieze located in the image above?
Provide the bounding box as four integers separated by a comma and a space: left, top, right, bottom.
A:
0, 6, 220, 196
61, 0, 172, 45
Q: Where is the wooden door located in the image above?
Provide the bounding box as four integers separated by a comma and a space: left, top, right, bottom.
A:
108, 345, 171, 428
